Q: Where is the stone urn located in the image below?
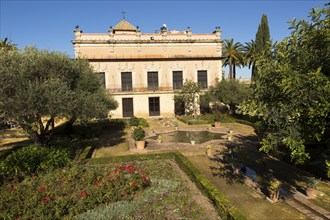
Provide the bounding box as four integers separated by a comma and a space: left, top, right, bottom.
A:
136, 140, 145, 150
206, 147, 213, 157
305, 187, 316, 198
191, 140, 196, 145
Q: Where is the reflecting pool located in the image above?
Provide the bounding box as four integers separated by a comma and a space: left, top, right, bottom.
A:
150, 131, 224, 144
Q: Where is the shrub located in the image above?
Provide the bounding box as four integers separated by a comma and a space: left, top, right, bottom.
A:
305, 177, 318, 188
138, 118, 149, 128
213, 112, 222, 122
0, 145, 73, 178
129, 117, 149, 128
129, 117, 140, 126
132, 127, 145, 141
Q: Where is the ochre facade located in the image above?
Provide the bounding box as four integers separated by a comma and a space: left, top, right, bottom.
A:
72, 19, 222, 118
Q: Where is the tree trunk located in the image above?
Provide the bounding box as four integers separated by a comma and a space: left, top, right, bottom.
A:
65, 116, 77, 140
229, 61, 233, 79
233, 64, 236, 79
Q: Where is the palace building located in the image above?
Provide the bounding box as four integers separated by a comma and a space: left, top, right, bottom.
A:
72, 19, 222, 118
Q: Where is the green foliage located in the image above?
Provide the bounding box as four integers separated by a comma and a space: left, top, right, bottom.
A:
0, 145, 73, 177
268, 179, 281, 191
0, 164, 151, 219
242, 5, 330, 164
0, 38, 17, 51
129, 116, 139, 126
221, 39, 244, 79
174, 80, 201, 117
137, 118, 149, 128
326, 160, 330, 178
255, 14, 271, 54
131, 127, 145, 141
0, 47, 118, 146
305, 177, 318, 188
129, 116, 149, 127
207, 79, 251, 114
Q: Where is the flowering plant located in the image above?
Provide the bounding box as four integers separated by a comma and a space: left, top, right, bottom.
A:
0, 164, 151, 219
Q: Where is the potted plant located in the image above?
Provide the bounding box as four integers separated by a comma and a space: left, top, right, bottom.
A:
157, 134, 162, 144
305, 177, 318, 198
213, 113, 221, 128
268, 179, 281, 203
132, 127, 145, 150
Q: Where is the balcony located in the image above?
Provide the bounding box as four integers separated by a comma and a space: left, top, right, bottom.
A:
108, 86, 175, 94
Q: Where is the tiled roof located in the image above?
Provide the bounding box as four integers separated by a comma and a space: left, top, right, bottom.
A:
113, 19, 137, 31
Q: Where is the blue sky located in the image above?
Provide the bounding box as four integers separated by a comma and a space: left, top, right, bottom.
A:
0, 0, 326, 78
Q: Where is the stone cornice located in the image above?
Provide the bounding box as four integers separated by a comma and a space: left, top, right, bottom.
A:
87, 56, 221, 62
71, 39, 222, 45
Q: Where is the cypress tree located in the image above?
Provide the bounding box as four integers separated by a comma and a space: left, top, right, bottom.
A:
253, 14, 270, 79
255, 14, 270, 52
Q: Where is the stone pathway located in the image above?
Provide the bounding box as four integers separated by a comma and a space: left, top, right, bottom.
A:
281, 188, 330, 220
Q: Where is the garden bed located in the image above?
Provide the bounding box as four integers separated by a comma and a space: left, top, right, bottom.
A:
0, 157, 218, 219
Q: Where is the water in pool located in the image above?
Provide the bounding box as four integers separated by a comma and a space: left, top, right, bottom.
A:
152, 131, 224, 144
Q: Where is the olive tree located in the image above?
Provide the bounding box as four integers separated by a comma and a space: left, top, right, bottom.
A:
174, 80, 201, 117
0, 47, 118, 146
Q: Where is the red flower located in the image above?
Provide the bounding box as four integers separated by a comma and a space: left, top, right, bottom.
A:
131, 181, 136, 187
8, 187, 16, 191
143, 176, 149, 183
39, 186, 45, 191
41, 198, 48, 203
80, 190, 88, 197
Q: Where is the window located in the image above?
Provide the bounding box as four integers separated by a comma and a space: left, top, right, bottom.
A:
148, 71, 158, 90
197, 70, 208, 89
149, 97, 160, 116
122, 98, 134, 117
173, 71, 183, 90
121, 72, 132, 91
97, 72, 105, 88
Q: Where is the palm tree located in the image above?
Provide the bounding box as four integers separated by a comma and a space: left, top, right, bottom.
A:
0, 38, 18, 51
243, 40, 257, 80
221, 39, 243, 79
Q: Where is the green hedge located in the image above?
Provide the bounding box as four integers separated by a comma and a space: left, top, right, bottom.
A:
89, 152, 245, 220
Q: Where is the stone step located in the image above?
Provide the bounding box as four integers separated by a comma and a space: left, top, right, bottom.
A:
292, 190, 330, 220
286, 199, 325, 220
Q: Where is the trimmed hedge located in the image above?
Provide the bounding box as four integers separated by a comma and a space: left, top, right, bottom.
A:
89, 152, 245, 220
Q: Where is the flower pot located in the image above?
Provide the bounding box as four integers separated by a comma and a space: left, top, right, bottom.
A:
305, 187, 316, 198
228, 134, 232, 141
214, 121, 221, 128
191, 140, 195, 145
157, 139, 162, 144
136, 140, 145, 150
269, 190, 279, 203
175, 127, 178, 131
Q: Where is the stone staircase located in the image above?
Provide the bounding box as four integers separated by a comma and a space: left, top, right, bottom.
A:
281, 187, 330, 220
